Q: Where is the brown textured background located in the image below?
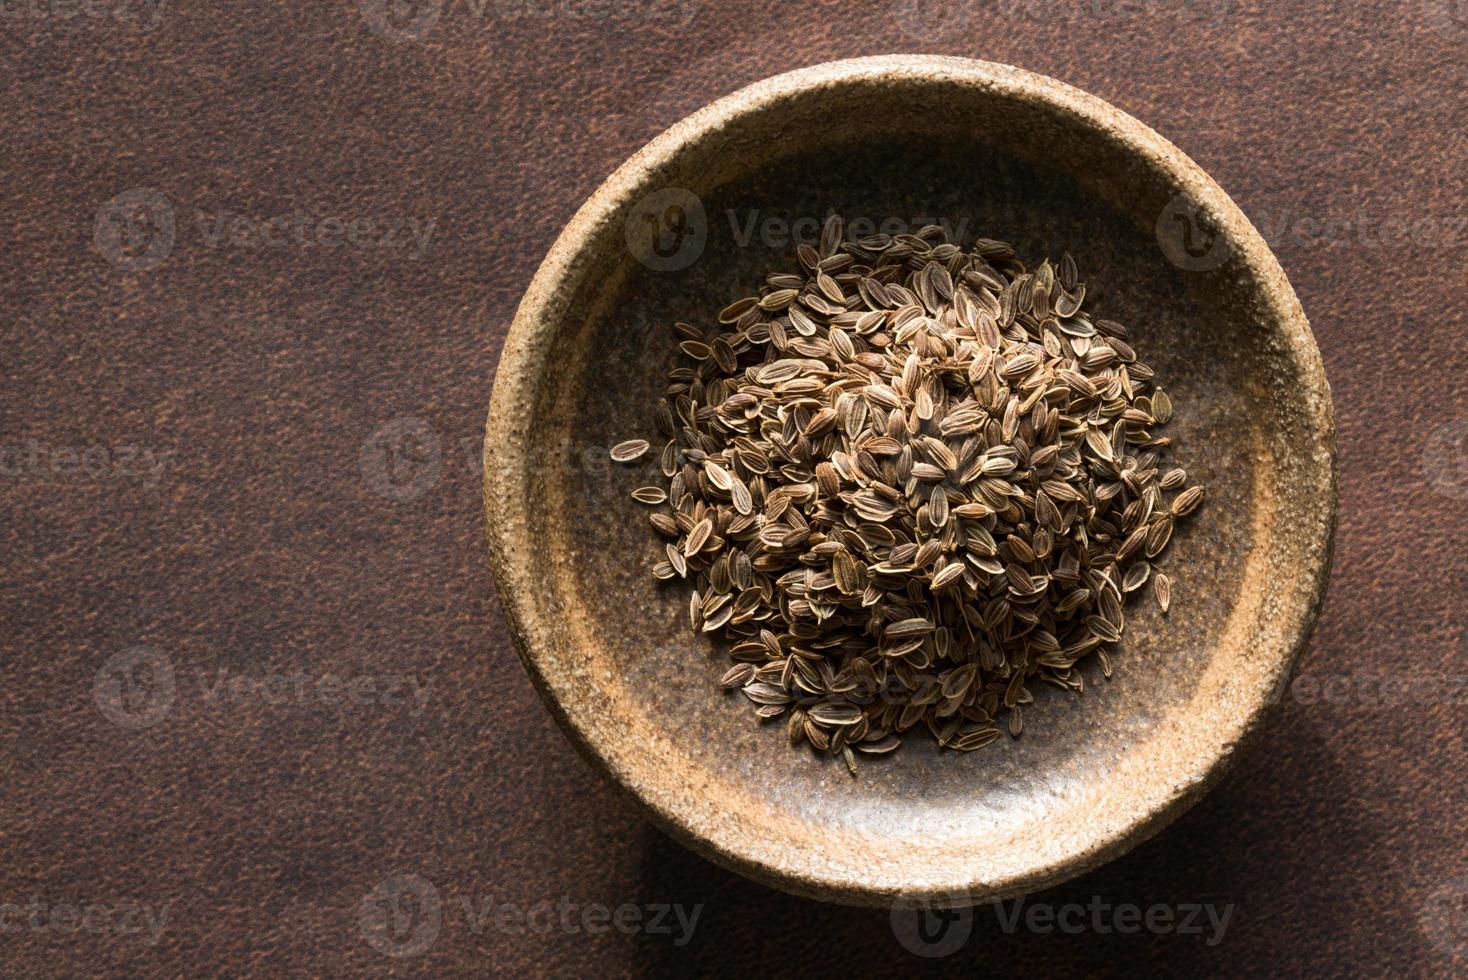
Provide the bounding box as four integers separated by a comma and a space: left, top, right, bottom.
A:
1, 0, 1465, 976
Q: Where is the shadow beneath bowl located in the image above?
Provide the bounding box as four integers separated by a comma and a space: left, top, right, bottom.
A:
629, 709, 1407, 975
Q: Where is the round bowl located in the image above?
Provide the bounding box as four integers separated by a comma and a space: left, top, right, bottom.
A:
483, 55, 1336, 907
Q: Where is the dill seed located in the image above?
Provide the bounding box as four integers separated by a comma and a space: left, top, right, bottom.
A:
620, 216, 1204, 768
610, 439, 650, 463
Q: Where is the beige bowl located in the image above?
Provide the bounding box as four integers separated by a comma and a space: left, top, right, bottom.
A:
484, 56, 1336, 907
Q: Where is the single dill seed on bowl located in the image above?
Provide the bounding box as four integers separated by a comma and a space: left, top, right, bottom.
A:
622, 214, 1205, 769
1154, 572, 1172, 613
610, 439, 650, 463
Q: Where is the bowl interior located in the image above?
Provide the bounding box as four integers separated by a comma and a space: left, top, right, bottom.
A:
489, 60, 1333, 905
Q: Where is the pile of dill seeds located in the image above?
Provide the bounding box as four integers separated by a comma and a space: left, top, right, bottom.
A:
614, 215, 1203, 772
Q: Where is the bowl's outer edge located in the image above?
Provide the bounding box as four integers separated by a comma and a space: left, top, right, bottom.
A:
483, 54, 1338, 908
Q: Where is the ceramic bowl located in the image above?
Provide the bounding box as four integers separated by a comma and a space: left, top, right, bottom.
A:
483, 55, 1336, 907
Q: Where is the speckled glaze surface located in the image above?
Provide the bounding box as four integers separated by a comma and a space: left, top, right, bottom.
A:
484, 56, 1336, 908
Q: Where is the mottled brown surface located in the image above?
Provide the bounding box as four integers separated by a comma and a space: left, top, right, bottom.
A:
0, 1, 1464, 977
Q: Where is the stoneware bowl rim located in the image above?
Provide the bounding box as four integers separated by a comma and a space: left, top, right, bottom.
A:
484, 54, 1337, 908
